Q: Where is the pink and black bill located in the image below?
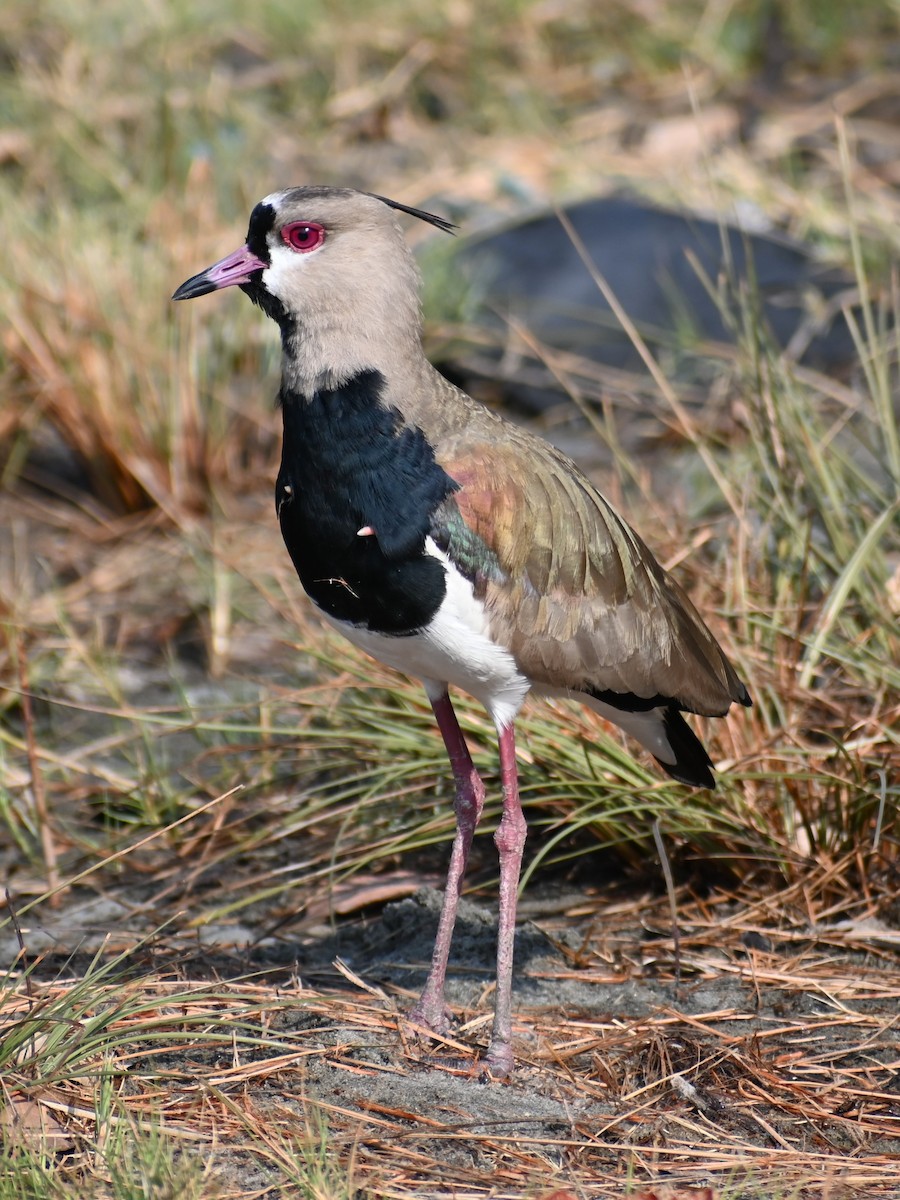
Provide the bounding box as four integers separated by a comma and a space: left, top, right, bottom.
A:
172, 243, 268, 301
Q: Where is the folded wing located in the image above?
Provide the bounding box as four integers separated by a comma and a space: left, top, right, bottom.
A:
431, 429, 748, 718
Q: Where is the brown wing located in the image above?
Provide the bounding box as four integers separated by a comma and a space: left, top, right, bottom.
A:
432, 429, 747, 716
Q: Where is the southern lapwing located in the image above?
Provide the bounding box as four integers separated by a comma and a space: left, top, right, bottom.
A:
173, 186, 750, 1077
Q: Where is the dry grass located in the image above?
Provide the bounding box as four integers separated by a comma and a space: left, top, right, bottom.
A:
1, 0, 900, 1195
2, 869, 899, 1198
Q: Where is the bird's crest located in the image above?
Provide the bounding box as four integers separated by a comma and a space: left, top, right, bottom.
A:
369, 193, 457, 236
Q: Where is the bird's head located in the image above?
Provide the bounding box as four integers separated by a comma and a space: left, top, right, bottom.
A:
173, 186, 454, 393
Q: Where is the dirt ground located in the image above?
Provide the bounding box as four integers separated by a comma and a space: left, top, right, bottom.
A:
9, 864, 900, 1198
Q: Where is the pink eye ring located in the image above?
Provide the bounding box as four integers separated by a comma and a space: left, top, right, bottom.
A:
281, 221, 326, 253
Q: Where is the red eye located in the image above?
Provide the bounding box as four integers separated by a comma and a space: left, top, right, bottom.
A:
281, 221, 325, 253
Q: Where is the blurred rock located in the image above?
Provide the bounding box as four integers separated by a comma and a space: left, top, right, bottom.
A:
448, 194, 859, 412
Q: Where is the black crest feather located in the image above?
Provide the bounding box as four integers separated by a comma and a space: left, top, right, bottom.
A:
369, 192, 457, 236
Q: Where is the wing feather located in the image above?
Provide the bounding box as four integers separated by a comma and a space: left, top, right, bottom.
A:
431, 429, 746, 716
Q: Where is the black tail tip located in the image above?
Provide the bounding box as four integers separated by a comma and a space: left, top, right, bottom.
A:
654, 755, 716, 790
655, 707, 717, 789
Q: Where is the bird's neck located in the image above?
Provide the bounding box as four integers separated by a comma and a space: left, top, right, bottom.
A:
279, 329, 469, 442
277, 298, 401, 379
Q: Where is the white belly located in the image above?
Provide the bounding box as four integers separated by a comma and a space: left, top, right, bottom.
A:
323, 539, 530, 729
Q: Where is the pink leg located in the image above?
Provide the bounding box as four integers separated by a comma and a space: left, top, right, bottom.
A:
484, 722, 527, 1077
408, 691, 485, 1035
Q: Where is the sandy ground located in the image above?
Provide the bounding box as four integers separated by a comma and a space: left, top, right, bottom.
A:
10, 875, 900, 1197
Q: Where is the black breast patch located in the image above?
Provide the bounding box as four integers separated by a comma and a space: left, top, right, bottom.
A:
276, 370, 457, 634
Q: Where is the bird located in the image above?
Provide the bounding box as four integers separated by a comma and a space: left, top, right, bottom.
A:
173, 186, 751, 1077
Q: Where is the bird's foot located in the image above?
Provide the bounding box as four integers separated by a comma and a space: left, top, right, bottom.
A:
481, 1037, 514, 1080
406, 991, 453, 1041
